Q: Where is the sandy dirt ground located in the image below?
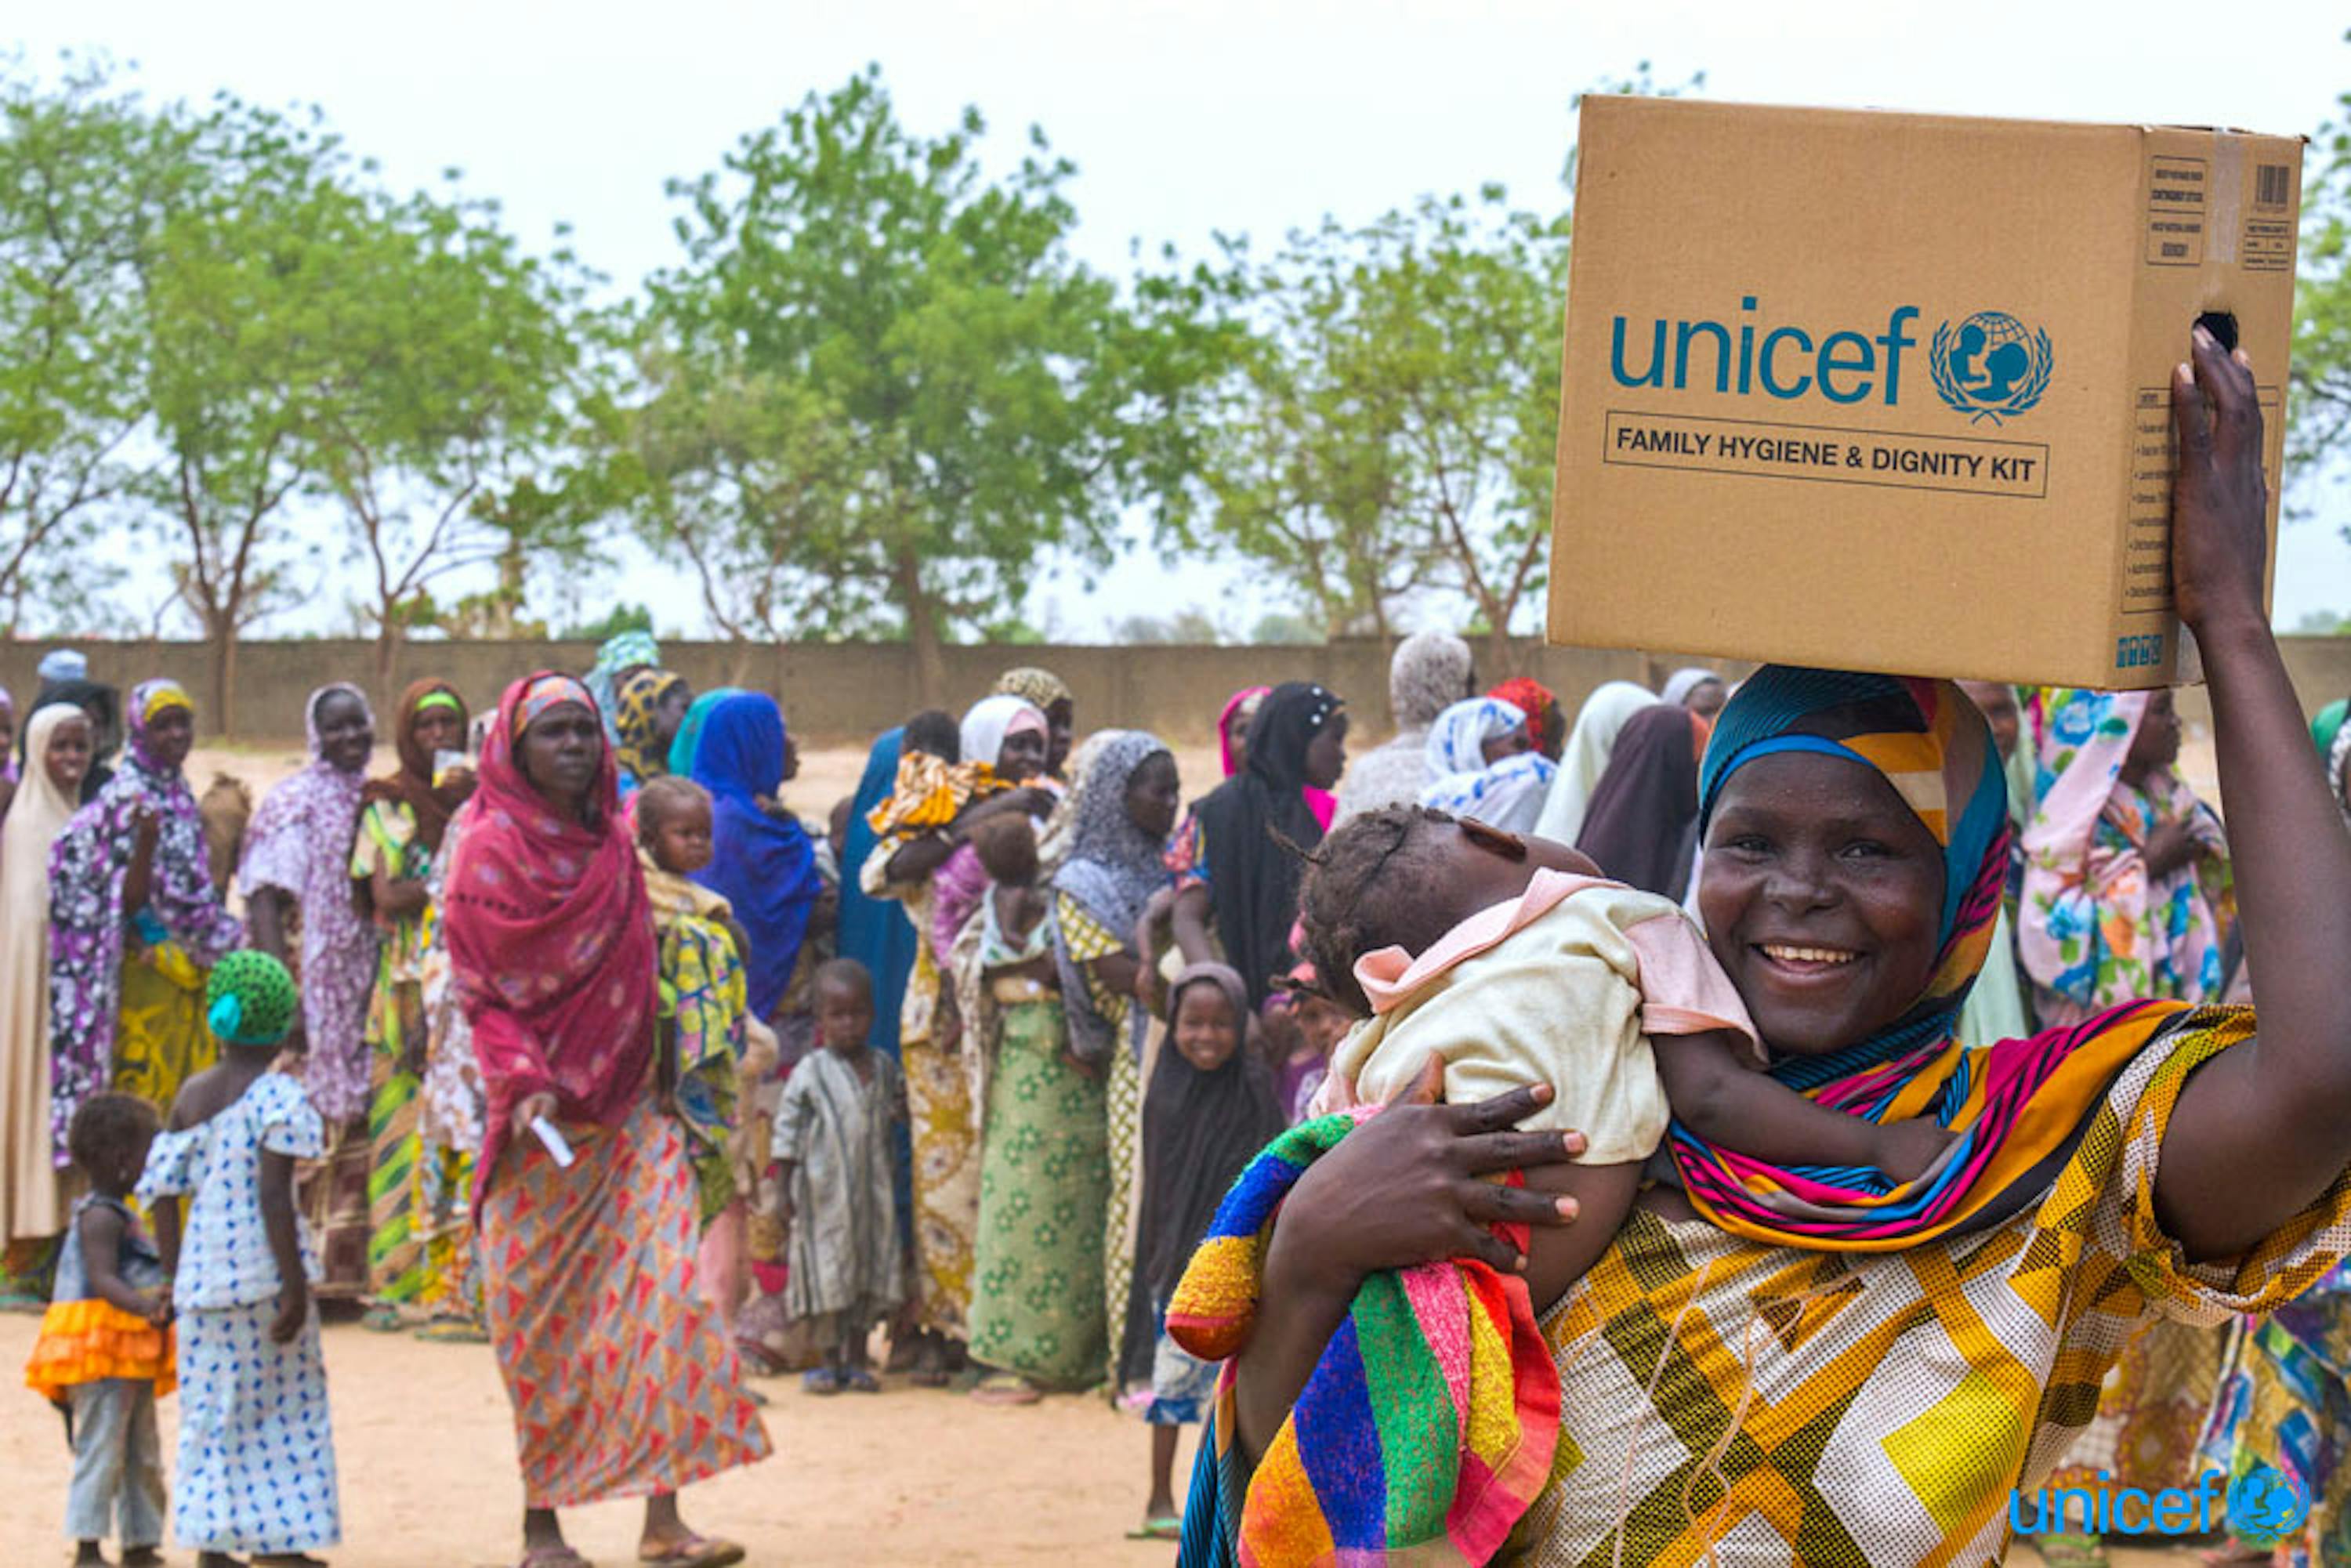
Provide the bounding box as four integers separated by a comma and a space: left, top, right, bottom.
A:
0, 1302, 2197, 1567
0, 1309, 1194, 1567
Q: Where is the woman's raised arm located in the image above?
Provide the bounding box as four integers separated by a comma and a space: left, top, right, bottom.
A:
2153, 327, 2351, 1262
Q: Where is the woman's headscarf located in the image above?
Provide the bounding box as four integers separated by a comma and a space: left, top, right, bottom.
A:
840, 729, 915, 1052
994, 666, 1071, 714
1421, 697, 1555, 835
1332, 635, 1471, 824
4, 704, 89, 1005
47, 679, 243, 1164
668, 686, 743, 779
1389, 632, 1475, 730
444, 672, 657, 1212
1668, 665, 2200, 1249
582, 628, 660, 745
1196, 682, 1342, 1005
1661, 668, 1723, 707
959, 694, 1046, 774
2016, 688, 2233, 1016
1137, 961, 1287, 1303
27, 679, 122, 805
1534, 680, 1654, 846
690, 692, 824, 1023
614, 667, 688, 788
1217, 687, 1269, 779
1488, 676, 1562, 752
1051, 731, 1174, 1064
360, 679, 470, 855
1039, 728, 1125, 872
1574, 703, 1704, 901
2313, 697, 2349, 760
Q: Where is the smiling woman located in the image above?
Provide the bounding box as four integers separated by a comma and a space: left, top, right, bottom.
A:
1186, 334, 2351, 1566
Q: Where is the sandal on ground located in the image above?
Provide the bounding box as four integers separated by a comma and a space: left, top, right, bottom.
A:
360, 1302, 407, 1333
1127, 1515, 1183, 1541
2034, 1534, 2109, 1568
971, 1373, 1043, 1407
802, 1366, 843, 1395
415, 1316, 491, 1344
516, 1548, 594, 1568
736, 1339, 790, 1377
842, 1366, 882, 1393
638, 1535, 745, 1567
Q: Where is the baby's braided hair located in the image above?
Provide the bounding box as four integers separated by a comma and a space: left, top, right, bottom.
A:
1286, 802, 1470, 1019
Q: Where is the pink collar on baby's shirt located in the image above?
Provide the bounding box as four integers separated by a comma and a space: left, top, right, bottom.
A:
1354, 867, 1614, 1016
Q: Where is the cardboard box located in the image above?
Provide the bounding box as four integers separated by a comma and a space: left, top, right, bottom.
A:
1546, 97, 2299, 689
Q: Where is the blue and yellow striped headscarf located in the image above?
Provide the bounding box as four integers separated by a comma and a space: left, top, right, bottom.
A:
1675, 666, 2193, 1248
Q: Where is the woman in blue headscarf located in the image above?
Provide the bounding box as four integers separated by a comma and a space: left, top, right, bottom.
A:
1180, 337, 2351, 1567
688, 693, 824, 1027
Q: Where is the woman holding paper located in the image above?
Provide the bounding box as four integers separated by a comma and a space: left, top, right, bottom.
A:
444, 672, 767, 1568
1180, 330, 2351, 1566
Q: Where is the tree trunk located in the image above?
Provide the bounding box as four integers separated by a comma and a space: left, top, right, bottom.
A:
206, 616, 237, 741
374, 616, 403, 722
1485, 623, 1516, 688
894, 549, 947, 706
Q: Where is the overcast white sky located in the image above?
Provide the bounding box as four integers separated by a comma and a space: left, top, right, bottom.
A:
20, 0, 2351, 637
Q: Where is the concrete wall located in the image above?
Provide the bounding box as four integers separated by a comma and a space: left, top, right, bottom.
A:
5, 636, 2348, 747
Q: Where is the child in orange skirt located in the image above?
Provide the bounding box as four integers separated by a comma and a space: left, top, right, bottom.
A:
24, 1091, 176, 1568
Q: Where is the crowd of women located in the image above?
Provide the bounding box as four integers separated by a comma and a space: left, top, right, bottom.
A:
3, 346, 2351, 1566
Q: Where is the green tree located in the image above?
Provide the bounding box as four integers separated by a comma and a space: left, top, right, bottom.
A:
2292, 74, 2351, 512
0, 57, 178, 635
139, 96, 356, 729
295, 178, 593, 702
1201, 190, 1568, 657
630, 67, 1233, 696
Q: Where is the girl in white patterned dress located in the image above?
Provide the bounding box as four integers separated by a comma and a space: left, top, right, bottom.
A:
138, 950, 340, 1568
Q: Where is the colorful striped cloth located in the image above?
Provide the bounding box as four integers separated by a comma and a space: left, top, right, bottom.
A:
1167, 1106, 1557, 1566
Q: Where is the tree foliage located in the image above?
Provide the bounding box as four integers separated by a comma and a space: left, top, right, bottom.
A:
1200, 190, 1567, 650
623, 68, 1236, 693
0, 56, 177, 636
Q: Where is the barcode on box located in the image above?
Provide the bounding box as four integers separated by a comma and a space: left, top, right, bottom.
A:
2257, 163, 2291, 207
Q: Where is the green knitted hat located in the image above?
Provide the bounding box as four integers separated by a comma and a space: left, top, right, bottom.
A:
205, 950, 299, 1047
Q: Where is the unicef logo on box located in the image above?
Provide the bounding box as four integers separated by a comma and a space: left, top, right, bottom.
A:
1930, 310, 2053, 425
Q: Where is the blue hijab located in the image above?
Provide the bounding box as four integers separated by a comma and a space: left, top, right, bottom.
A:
836, 727, 918, 1061
688, 693, 823, 1021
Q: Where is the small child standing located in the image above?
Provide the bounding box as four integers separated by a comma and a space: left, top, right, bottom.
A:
636, 775, 775, 1332
25, 1092, 175, 1568
772, 958, 905, 1395
1132, 962, 1287, 1540
139, 950, 340, 1568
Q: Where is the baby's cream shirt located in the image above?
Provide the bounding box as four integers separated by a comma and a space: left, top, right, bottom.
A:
1326, 869, 1762, 1164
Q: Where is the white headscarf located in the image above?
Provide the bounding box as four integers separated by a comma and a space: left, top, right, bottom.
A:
2, 704, 91, 1236
959, 693, 1047, 773
1661, 668, 1722, 707
1421, 698, 1554, 835
1534, 680, 1654, 846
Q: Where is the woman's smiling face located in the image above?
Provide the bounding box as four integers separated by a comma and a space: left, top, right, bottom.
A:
1697, 748, 1945, 1057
